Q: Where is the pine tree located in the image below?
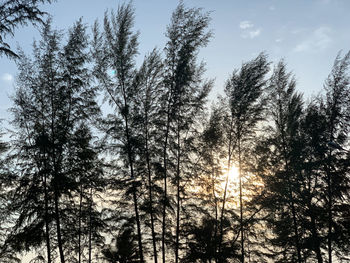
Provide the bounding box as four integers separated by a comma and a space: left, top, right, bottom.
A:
194, 105, 240, 262
0, 126, 21, 263
92, 3, 145, 262
160, 3, 212, 262
133, 49, 164, 263
270, 60, 304, 262
320, 51, 350, 262
8, 19, 100, 263
222, 53, 269, 263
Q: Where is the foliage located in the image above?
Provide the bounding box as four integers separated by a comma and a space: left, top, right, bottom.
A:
0, 0, 53, 58
0, 2, 349, 263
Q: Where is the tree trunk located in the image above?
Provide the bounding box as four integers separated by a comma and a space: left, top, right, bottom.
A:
175, 119, 181, 263
78, 184, 83, 263
162, 108, 171, 263
218, 119, 233, 262
238, 142, 244, 263
145, 117, 158, 263
310, 212, 323, 263
54, 187, 65, 263
327, 149, 332, 263
283, 153, 302, 263
212, 159, 219, 263
122, 84, 144, 263
88, 188, 92, 263
43, 170, 52, 263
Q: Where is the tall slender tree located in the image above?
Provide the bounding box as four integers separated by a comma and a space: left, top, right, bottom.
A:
321, 51, 350, 263
222, 53, 269, 263
92, 3, 145, 262
160, 3, 212, 262
8, 18, 100, 263
264, 60, 304, 263
133, 49, 164, 263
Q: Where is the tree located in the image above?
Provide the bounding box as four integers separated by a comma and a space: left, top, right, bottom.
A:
0, 0, 53, 58
8, 19, 100, 263
101, 223, 139, 263
160, 3, 212, 262
269, 60, 304, 263
92, 3, 145, 262
0, 126, 21, 263
183, 217, 238, 263
66, 125, 105, 263
321, 51, 350, 262
222, 53, 269, 263
133, 49, 164, 263
196, 106, 226, 262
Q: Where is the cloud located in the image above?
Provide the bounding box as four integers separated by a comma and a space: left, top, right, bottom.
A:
269, 5, 276, 11
1, 73, 13, 83
275, 38, 283, 43
248, 29, 261, 39
239, 21, 254, 29
239, 20, 261, 39
294, 27, 332, 53
241, 29, 261, 39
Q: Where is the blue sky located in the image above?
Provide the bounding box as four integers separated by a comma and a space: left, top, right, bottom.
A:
1, 0, 350, 127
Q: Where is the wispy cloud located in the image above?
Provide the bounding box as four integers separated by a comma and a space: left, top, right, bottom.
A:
248, 29, 261, 39
1, 73, 13, 83
294, 27, 332, 53
269, 5, 276, 11
239, 21, 261, 39
239, 20, 254, 29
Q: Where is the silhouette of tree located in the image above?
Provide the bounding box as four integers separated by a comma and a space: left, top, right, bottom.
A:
268, 60, 304, 263
0, 127, 21, 263
8, 19, 100, 263
183, 217, 238, 263
133, 49, 164, 263
161, 4, 212, 262
222, 53, 269, 263
196, 106, 226, 262
320, 51, 350, 262
92, 3, 145, 262
101, 222, 139, 263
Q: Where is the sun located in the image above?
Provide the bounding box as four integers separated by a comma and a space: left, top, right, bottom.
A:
228, 165, 240, 184
220, 165, 240, 193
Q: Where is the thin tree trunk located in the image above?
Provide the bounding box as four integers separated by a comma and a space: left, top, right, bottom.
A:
310, 212, 323, 263
218, 119, 233, 262
54, 187, 65, 263
327, 149, 332, 263
43, 170, 52, 263
125, 123, 144, 263
121, 83, 144, 263
78, 184, 83, 263
290, 194, 302, 263
212, 158, 219, 263
175, 118, 181, 263
279, 116, 302, 263
145, 116, 158, 263
88, 188, 92, 263
162, 108, 171, 263
282, 147, 302, 263
238, 142, 244, 263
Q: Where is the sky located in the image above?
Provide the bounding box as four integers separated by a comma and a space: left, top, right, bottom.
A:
1, 0, 350, 128
0, 1, 349, 261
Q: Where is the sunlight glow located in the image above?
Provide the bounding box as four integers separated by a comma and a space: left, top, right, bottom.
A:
228, 165, 240, 184
220, 165, 240, 195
